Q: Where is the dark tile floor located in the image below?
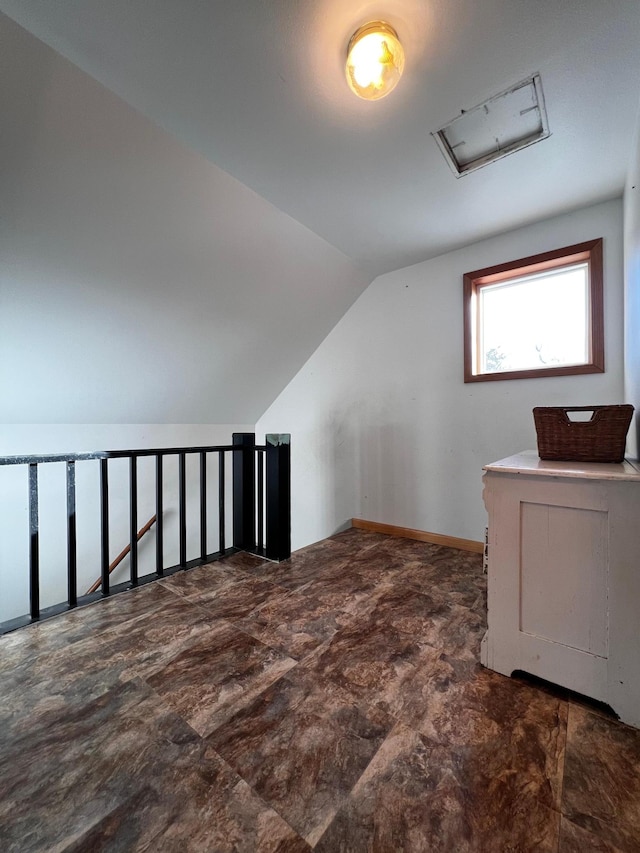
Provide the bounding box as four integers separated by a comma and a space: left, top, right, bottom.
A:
1, 529, 639, 852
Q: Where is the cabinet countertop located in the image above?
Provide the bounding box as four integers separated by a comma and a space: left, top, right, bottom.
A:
483, 450, 640, 482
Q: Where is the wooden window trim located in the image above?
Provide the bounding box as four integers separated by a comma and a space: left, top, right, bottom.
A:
463, 238, 604, 383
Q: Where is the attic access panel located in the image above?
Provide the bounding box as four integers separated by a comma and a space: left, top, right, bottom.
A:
433, 74, 550, 177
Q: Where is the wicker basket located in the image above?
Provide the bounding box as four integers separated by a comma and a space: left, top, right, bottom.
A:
533, 405, 634, 463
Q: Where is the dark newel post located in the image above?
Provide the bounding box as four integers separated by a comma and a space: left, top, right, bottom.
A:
233, 433, 255, 550
100, 458, 110, 596
265, 434, 291, 562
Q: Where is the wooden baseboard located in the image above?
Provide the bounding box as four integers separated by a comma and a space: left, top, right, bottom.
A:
351, 518, 484, 554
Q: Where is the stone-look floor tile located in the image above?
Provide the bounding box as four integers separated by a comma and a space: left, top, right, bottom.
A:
0, 593, 222, 742
384, 539, 482, 573
218, 550, 273, 572
5, 529, 639, 853
297, 585, 470, 706
370, 580, 486, 659
51, 767, 311, 853
241, 553, 351, 591
400, 656, 568, 811
358, 583, 460, 640
292, 571, 380, 619
158, 562, 247, 599
0, 582, 176, 661
435, 602, 486, 659
1, 631, 140, 737
364, 535, 447, 561
234, 584, 354, 659
396, 558, 486, 607
163, 567, 290, 621
0, 678, 177, 851
559, 817, 626, 853
196, 577, 293, 621
296, 616, 428, 716
393, 592, 485, 660
370, 539, 481, 581
562, 703, 640, 852
315, 722, 561, 853
297, 534, 378, 560
422, 543, 484, 571
239, 540, 352, 590
96, 594, 226, 683
0, 678, 309, 853
328, 528, 391, 550
208, 669, 394, 847
145, 621, 297, 737
346, 549, 416, 583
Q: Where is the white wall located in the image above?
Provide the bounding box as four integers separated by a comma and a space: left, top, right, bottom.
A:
0, 424, 254, 622
624, 113, 640, 459
257, 199, 625, 551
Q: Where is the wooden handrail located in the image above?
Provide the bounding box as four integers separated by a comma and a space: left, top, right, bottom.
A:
85, 514, 157, 595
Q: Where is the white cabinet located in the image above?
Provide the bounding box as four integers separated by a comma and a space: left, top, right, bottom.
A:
481, 451, 640, 728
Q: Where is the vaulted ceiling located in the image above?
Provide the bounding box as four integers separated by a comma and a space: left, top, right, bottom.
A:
4, 0, 640, 275
2, 1, 640, 423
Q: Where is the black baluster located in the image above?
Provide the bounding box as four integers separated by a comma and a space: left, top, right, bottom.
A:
179, 452, 186, 567
200, 451, 207, 560
28, 463, 39, 619
257, 450, 264, 552
156, 454, 164, 576
218, 450, 225, 554
130, 456, 138, 586
66, 461, 77, 607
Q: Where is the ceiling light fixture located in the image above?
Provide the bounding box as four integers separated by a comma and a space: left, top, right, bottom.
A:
345, 22, 405, 101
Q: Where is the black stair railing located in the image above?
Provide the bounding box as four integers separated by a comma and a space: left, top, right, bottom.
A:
0, 432, 290, 635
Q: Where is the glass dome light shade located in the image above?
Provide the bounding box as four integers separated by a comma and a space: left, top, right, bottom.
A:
346, 22, 405, 101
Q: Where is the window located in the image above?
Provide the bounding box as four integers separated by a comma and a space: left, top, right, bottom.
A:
463, 238, 604, 383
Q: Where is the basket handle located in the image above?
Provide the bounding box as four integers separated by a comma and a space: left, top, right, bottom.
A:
560, 407, 601, 424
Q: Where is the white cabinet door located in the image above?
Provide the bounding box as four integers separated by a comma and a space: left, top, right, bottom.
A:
481, 452, 640, 728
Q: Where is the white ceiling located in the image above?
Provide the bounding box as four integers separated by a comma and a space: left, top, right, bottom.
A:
0, 14, 368, 423
2, 0, 640, 277
2, 2, 640, 425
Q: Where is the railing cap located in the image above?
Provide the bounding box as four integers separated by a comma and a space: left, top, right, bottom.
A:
266, 434, 290, 447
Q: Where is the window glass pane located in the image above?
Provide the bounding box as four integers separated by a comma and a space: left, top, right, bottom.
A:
478, 263, 588, 374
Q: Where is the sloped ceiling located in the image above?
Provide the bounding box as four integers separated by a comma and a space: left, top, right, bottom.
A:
0, 14, 369, 423
2, 0, 640, 277
1, 2, 640, 424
